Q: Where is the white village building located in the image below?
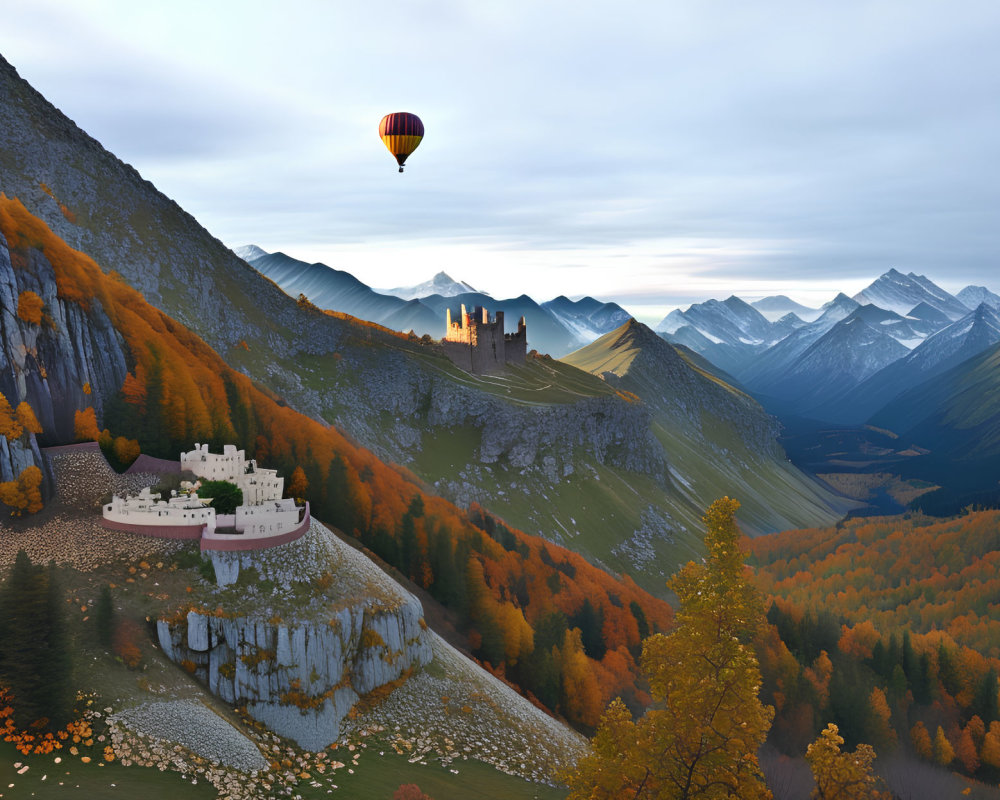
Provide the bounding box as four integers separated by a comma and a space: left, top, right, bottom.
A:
180, 443, 283, 505
103, 486, 216, 529
102, 443, 307, 551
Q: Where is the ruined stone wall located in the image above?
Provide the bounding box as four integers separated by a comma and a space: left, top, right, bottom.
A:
505, 329, 527, 364
440, 340, 474, 372
469, 320, 507, 373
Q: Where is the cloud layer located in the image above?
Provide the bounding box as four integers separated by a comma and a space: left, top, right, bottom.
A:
3, 0, 999, 317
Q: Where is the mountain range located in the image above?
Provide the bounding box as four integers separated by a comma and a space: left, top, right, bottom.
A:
239, 245, 630, 357
379, 270, 480, 300
658, 270, 1000, 430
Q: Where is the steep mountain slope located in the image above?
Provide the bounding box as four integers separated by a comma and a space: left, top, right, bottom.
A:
380, 270, 480, 300
852, 268, 969, 320
841, 303, 940, 346
656, 296, 784, 376
737, 293, 860, 388
657, 295, 776, 345
541, 295, 631, 343
906, 301, 954, 329
562, 320, 853, 542
750, 311, 909, 418
769, 311, 808, 340
827, 303, 1000, 423
870, 340, 1000, 461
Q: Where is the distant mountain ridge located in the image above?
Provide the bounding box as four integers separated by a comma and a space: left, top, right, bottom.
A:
852, 268, 970, 320
751, 295, 821, 322
241, 246, 629, 356
379, 270, 481, 300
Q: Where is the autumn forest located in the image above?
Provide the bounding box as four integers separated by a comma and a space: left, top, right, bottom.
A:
3, 189, 1000, 797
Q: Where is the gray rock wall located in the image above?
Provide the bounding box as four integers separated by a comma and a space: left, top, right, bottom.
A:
157, 598, 432, 751
0, 230, 132, 490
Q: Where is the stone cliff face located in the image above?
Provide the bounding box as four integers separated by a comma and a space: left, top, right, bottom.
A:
0, 230, 130, 485
318, 350, 666, 482
156, 521, 434, 751
157, 600, 431, 751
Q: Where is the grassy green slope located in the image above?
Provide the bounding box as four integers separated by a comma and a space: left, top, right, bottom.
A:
563, 321, 853, 541
872, 341, 1000, 458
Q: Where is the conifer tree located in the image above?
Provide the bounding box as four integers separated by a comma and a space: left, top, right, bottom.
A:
567, 497, 773, 799
933, 725, 955, 766
0, 552, 73, 730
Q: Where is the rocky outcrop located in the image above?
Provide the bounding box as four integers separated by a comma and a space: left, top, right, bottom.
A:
155, 522, 434, 751
157, 600, 431, 751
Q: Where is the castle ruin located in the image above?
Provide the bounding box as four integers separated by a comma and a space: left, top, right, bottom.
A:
441, 304, 527, 373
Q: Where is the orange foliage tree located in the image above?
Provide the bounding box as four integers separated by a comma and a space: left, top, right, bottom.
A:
15, 402, 42, 436
16, 289, 44, 324
0, 393, 23, 440
74, 407, 101, 440
0, 466, 44, 515
286, 466, 308, 501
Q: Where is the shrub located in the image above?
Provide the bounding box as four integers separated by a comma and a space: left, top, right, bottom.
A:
112, 619, 144, 669
199, 479, 242, 515
16, 290, 43, 324
394, 785, 433, 800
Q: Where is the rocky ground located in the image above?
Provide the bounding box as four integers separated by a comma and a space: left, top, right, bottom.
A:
110, 700, 269, 773
340, 634, 585, 784
0, 445, 186, 569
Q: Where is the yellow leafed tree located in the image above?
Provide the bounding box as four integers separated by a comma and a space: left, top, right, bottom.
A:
0, 394, 23, 440
933, 725, 955, 766
0, 465, 44, 515
15, 402, 42, 435
566, 497, 773, 799
806, 723, 890, 799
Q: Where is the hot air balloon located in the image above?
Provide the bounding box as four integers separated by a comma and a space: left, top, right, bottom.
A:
379, 112, 423, 173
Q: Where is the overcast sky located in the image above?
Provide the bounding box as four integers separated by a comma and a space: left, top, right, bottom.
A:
3, 0, 1000, 323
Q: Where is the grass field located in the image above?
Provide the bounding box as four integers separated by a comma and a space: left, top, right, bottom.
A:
296, 746, 568, 800
0, 740, 218, 800
0, 737, 569, 800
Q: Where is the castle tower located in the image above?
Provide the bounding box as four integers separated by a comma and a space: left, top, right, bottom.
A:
441, 305, 527, 374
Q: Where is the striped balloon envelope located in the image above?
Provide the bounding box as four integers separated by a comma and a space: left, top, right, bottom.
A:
379, 112, 424, 173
